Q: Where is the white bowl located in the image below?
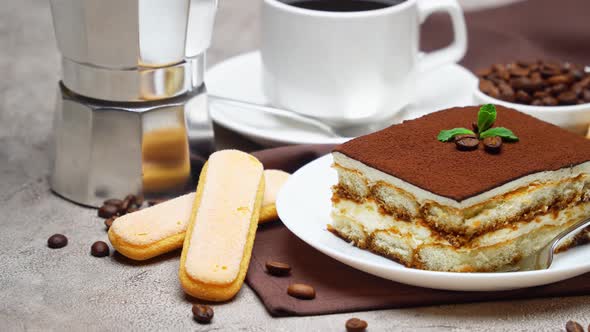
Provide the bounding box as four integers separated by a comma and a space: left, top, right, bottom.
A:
473, 87, 590, 135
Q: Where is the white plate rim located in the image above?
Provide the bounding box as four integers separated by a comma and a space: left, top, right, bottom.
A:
276, 154, 590, 291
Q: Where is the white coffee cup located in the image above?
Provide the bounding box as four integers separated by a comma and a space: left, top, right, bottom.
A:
261, 0, 467, 125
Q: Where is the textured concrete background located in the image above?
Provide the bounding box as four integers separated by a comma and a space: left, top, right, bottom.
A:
0, 0, 588, 331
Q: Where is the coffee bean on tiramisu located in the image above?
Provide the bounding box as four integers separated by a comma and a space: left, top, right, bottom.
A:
346, 318, 368, 332
103, 198, 123, 209
565, 320, 584, 332
287, 283, 316, 300
265, 260, 291, 276
471, 122, 478, 133
104, 217, 115, 230
98, 204, 119, 218
192, 304, 214, 324
454, 134, 477, 141
455, 137, 479, 151
47, 234, 68, 249
483, 136, 502, 154
90, 241, 110, 257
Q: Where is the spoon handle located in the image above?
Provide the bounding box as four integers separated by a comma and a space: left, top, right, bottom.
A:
208, 95, 340, 138
549, 216, 590, 256
515, 215, 590, 271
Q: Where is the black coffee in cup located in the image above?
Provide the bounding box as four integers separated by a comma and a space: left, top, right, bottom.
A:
285, 0, 405, 12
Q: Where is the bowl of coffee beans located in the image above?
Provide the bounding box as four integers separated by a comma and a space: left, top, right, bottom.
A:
473, 60, 590, 135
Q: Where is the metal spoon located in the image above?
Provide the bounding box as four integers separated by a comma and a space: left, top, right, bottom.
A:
510, 216, 590, 271
208, 95, 341, 137
208, 95, 394, 138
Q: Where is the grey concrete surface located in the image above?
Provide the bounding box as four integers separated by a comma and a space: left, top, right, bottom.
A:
0, 0, 588, 331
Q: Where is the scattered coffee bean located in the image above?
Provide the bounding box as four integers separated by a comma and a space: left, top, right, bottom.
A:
103, 198, 123, 208
455, 137, 479, 151
547, 74, 572, 85
135, 195, 144, 207
47, 234, 68, 249
540, 62, 561, 77
192, 304, 214, 324
104, 217, 115, 230
515, 90, 532, 104
542, 96, 558, 106
91, 241, 110, 257
479, 79, 500, 98
509, 66, 529, 77
265, 260, 292, 276
565, 320, 584, 332
550, 83, 568, 94
478, 60, 590, 106
124, 194, 137, 206
287, 283, 316, 300
148, 198, 169, 206
476, 68, 492, 77
483, 136, 503, 154
346, 318, 368, 332
498, 81, 515, 101
98, 204, 119, 219
557, 91, 578, 105
120, 196, 132, 213
126, 206, 139, 214
534, 90, 549, 99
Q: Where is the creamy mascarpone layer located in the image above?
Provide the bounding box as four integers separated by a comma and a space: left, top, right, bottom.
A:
332, 198, 589, 248
333, 152, 590, 208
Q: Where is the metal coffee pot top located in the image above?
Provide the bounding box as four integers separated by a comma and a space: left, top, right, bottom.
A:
50, 0, 216, 69
49, 0, 218, 207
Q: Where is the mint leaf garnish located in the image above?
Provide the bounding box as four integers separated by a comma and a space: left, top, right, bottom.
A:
477, 104, 497, 133
437, 128, 476, 142
479, 127, 519, 141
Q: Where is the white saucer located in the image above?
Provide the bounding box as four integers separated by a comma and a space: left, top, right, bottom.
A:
276, 154, 590, 291
206, 51, 478, 146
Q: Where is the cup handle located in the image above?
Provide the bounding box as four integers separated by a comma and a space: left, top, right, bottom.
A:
417, 0, 467, 73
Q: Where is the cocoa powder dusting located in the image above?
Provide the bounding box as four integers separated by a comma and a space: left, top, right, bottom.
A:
334, 106, 590, 201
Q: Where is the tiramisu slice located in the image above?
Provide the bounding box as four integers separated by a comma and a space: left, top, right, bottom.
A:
330, 105, 590, 272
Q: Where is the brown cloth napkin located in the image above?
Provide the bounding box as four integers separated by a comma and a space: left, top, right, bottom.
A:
246, 145, 590, 317
243, 0, 590, 316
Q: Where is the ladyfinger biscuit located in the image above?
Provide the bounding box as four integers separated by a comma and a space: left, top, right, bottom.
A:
259, 170, 290, 224
179, 150, 264, 301
108, 193, 195, 261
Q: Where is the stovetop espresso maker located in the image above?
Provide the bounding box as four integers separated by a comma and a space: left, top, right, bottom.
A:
49, 0, 217, 207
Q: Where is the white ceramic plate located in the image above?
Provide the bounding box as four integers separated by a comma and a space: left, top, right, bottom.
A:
206, 51, 478, 146
276, 154, 590, 291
